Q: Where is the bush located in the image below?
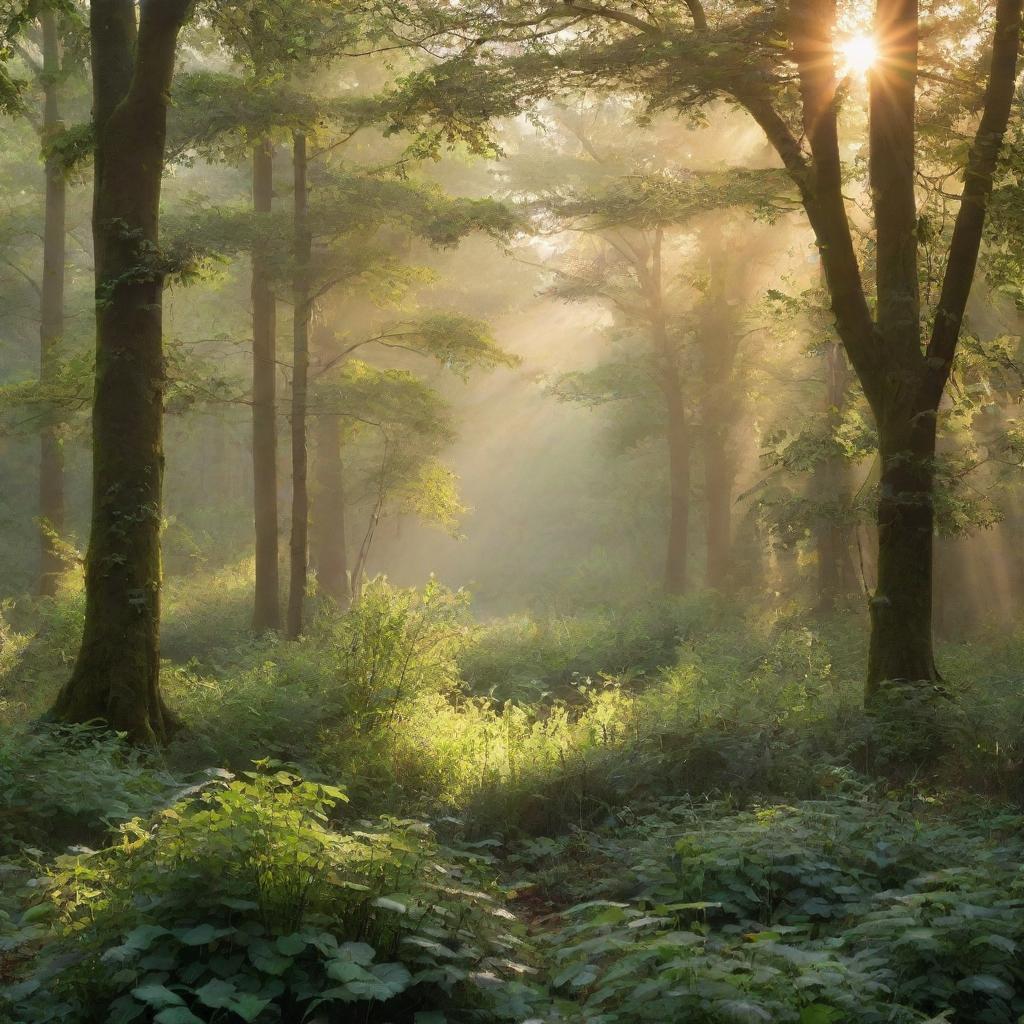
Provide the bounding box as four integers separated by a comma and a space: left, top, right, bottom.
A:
0, 724, 178, 854
0, 595, 84, 722
2, 765, 538, 1024
166, 579, 473, 799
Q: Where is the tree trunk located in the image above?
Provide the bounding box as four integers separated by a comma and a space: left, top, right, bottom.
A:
311, 413, 350, 606
814, 338, 854, 613
865, 405, 940, 696
310, 325, 349, 606
286, 130, 311, 639
702, 417, 732, 591
37, 7, 66, 597
663, 369, 690, 595
53, 0, 192, 744
251, 137, 280, 631
641, 227, 690, 595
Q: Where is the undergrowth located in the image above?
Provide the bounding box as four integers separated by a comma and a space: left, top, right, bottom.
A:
3, 572, 1024, 1022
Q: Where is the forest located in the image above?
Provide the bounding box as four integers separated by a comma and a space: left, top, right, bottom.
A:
2, 0, 1024, 1021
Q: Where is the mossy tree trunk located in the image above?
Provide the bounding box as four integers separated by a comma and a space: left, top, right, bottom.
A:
865, 403, 940, 695
251, 136, 280, 632
52, 0, 193, 744
37, 6, 66, 597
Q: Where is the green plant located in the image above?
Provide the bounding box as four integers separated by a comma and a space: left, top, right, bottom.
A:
0, 724, 177, 855
2, 764, 537, 1024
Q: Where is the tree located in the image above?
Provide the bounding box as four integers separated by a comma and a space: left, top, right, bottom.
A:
181, 0, 368, 632
393, 0, 1024, 696
287, 128, 311, 639
51, 0, 194, 743
34, 6, 67, 597
310, 310, 515, 604
522, 109, 784, 593
2, 3, 86, 596
276, 154, 516, 634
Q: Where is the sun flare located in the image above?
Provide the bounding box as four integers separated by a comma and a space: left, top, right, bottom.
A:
837, 32, 880, 78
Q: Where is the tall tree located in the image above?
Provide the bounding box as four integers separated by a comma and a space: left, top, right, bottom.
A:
36, 6, 67, 596
286, 129, 312, 639
397, 0, 1024, 696
529, 118, 782, 594
250, 133, 279, 630
186, 0, 367, 631
52, 0, 194, 743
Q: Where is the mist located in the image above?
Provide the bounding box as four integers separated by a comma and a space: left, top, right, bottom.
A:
2, 3, 1024, 1022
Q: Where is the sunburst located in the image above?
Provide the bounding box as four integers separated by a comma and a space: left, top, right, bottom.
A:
837, 32, 880, 78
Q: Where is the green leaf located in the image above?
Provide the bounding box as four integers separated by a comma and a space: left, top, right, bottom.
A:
276, 933, 307, 956
800, 1006, 842, 1024
338, 942, 376, 965
21, 903, 54, 923
372, 897, 408, 914
970, 933, 1017, 953
132, 984, 184, 1009
178, 923, 232, 946
326, 960, 377, 985
334, 962, 412, 1001
228, 993, 271, 1022
220, 897, 260, 911
957, 975, 1014, 998
249, 947, 294, 975
718, 1002, 773, 1023
154, 1009, 205, 1024
125, 925, 170, 950
2, 979, 40, 1001
194, 978, 236, 1009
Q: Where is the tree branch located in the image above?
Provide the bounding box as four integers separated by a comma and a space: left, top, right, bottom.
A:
925, 0, 1023, 399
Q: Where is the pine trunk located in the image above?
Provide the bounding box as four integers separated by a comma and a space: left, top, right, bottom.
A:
251, 137, 280, 632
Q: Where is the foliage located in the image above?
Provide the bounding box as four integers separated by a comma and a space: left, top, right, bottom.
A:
2, 766, 537, 1024
4, 580, 1024, 1022
525, 797, 1024, 1023
0, 723, 178, 855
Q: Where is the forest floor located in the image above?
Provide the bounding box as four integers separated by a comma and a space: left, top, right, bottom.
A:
2, 567, 1024, 1022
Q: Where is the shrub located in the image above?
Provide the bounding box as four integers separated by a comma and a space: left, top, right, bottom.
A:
2, 765, 538, 1024
0, 724, 178, 854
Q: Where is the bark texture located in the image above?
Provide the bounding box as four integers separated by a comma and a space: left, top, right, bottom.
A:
814, 339, 857, 612
52, 0, 192, 743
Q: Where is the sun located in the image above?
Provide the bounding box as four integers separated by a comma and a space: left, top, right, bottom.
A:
837, 32, 880, 78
